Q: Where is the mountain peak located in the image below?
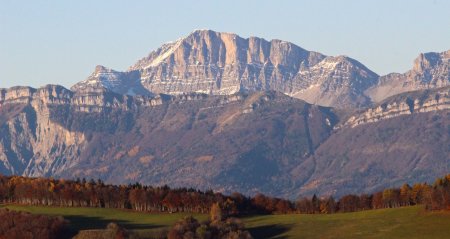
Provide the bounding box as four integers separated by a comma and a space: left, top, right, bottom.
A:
443, 49, 450, 58
191, 28, 213, 33
366, 49, 450, 102
71, 64, 150, 96
189, 29, 237, 37
73, 30, 444, 109
190, 29, 220, 35
94, 65, 110, 73
414, 53, 439, 72
130, 30, 308, 71
413, 50, 449, 73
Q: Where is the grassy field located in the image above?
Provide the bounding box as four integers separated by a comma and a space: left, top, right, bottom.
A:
244, 206, 450, 239
1, 204, 207, 237
2, 204, 450, 238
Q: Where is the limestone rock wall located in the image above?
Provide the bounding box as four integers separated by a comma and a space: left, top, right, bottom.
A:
345, 87, 450, 128
72, 30, 380, 109
366, 50, 449, 102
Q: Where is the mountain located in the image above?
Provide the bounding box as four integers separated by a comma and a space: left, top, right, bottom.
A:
72, 30, 449, 109
0, 85, 337, 197
71, 65, 151, 96
72, 30, 379, 109
296, 86, 450, 196
1, 30, 449, 198
0, 83, 449, 198
366, 50, 450, 102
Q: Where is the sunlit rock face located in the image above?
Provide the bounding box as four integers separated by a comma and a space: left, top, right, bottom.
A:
0, 85, 83, 176
344, 86, 450, 128
72, 30, 380, 109
366, 50, 450, 102
71, 31, 449, 109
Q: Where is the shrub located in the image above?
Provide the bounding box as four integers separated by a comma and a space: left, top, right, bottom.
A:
0, 209, 68, 239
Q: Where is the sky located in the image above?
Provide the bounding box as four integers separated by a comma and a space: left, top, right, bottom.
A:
1, 0, 449, 88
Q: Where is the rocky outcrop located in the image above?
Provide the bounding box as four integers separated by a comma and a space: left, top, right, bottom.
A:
290, 56, 377, 108
129, 30, 329, 97
0, 85, 84, 176
344, 87, 450, 128
1, 86, 36, 105
72, 30, 379, 109
0, 88, 6, 103
366, 50, 450, 102
0, 85, 169, 175
71, 65, 151, 96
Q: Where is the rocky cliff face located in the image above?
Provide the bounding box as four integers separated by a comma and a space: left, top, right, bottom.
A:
366, 50, 450, 102
0, 85, 83, 176
344, 86, 450, 128
72, 30, 379, 109
71, 65, 151, 96
0, 89, 6, 103
1, 83, 449, 198
0, 86, 338, 197
0, 85, 172, 176
71, 30, 450, 109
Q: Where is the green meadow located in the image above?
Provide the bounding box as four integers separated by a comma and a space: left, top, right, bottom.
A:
244, 206, 450, 239
3, 205, 450, 239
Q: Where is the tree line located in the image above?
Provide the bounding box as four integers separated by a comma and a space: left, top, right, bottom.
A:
293, 174, 450, 213
0, 175, 259, 215
0, 174, 449, 215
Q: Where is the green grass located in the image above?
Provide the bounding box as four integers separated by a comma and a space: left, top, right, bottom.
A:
244, 206, 450, 239
2, 204, 450, 239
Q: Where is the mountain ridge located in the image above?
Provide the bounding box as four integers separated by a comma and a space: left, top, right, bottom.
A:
70, 29, 448, 110
1, 30, 449, 198
71, 29, 382, 109
1, 83, 449, 198
366, 49, 450, 102
0, 86, 339, 197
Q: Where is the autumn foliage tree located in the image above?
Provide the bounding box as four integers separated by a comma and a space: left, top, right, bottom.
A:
210, 203, 223, 222
167, 203, 253, 239
0, 173, 449, 216
0, 208, 68, 239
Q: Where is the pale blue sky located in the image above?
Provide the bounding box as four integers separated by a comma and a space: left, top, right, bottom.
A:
1, 0, 449, 88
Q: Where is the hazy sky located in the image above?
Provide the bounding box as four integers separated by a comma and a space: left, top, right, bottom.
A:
1, 0, 449, 88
